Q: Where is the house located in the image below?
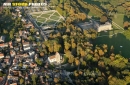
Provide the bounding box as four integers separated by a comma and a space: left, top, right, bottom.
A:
0, 77, 3, 84
0, 43, 8, 48
0, 53, 4, 59
0, 36, 5, 42
10, 50, 16, 57
48, 52, 62, 64
9, 41, 13, 48
0, 65, 3, 71
16, 37, 21, 42
15, 8, 20, 12
26, 58, 33, 62
13, 59, 18, 65
28, 51, 35, 57
23, 53, 30, 58
25, 72, 28, 80
0, 43, 5, 48
10, 83, 17, 85
21, 18, 26, 22
24, 23, 34, 28
4, 59, 10, 65
40, 76, 45, 84
8, 75, 18, 81
30, 63, 37, 68
30, 69, 34, 74
1, 63, 6, 68
34, 67, 39, 71
5, 55, 10, 58
19, 30, 23, 36
23, 42, 30, 47
23, 46, 31, 51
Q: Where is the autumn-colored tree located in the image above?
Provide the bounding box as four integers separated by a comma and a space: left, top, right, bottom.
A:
123, 21, 129, 28
100, 15, 108, 23
40, 52, 44, 57
75, 58, 80, 66
54, 78, 59, 83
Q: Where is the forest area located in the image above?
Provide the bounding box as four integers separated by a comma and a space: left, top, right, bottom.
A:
39, 0, 130, 85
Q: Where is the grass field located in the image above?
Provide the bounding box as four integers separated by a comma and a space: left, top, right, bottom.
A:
37, 17, 46, 22
112, 14, 124, 28
46, 20, 56, 24
30, 10, 64, 26
50, 15, 59, 20
53, 12, 59, 16
40, 14, 50, 18
94, 33, 130, 58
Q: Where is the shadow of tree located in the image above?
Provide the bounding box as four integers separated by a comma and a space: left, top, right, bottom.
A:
94, 33, 130, 58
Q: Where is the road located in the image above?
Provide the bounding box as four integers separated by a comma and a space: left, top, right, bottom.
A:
25, 9, 48, 41
63, 70, 74, 85
3, 56, 14, 85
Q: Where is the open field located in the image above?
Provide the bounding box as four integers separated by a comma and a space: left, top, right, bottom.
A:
29, 10, 64, 27
112, 14, 124, 28
36, 18, 46, 22
50, 15, 60, 20
95, 31, 130, 58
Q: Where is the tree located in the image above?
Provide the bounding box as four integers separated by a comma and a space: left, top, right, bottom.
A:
100, 15, 108, 23
116, 6, 125, 13
35, 58, 42, 65
0, 71, 3, 77
19, 62, 23, 68
54, 78, 59, 83
40, 52, 44, 57
31, 74, 37, 85
64, 41, 71, 50
20, 78, 24, 84
124, 21, 129, 28
3, 29, 8, 34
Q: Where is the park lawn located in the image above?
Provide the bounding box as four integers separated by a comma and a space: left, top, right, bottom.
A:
50, 15, 60, 20
40, 14, 50, 18
36, 21, 42, 26
98, 28, 124, 37
43, 12, 54, 15
59, 18, 64, 22
46, 20, 56, 24
112, 14, 124, 28
31, 15, 38, 19
31, 13, 41, 16
94, 33, 130, 58
53, 12, 60, 16
37, 17, 46, 22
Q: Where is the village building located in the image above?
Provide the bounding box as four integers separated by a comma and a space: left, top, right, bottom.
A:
0, 53, 4, 59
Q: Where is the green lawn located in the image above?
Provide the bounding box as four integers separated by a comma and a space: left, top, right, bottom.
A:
46, 20, 56, 24
31, 15, 37, 19
59, 18, 64, 22
31, 13, 41, 16
37, 21, 42, 26
37, 17, 46, 22
40, 14, 50, 18
98, 28, 124, 37
112, 14, 124, 28
44, 12, 54, 15
50, 15, 59, 20
94, 33, 130, 58
53, 12, 60, 16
